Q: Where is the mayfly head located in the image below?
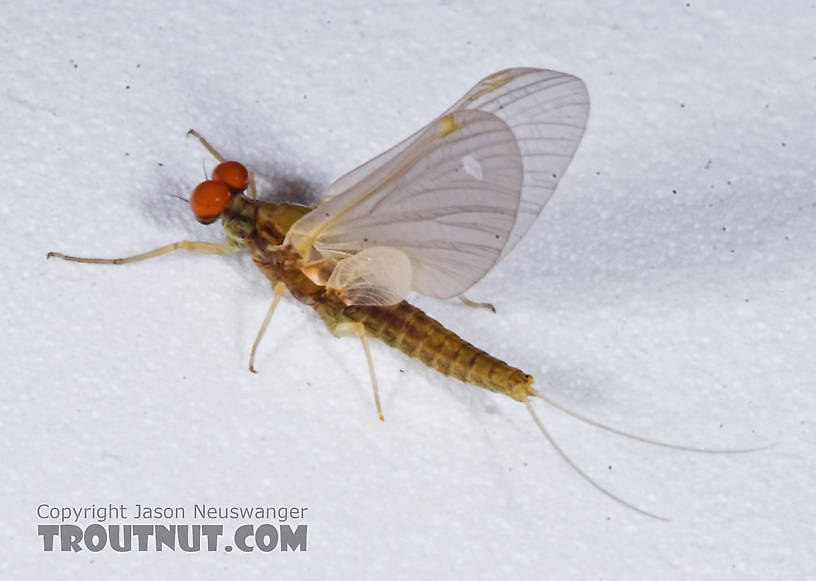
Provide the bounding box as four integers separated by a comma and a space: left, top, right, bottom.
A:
189, 160, 249, 224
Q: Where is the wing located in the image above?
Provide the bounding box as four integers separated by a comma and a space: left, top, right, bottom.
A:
288, 109, 524, 299
286, 68, 589, 304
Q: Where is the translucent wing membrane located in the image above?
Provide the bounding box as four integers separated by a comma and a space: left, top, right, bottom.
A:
287, 68, 589, 304
288, 109, 524, 300
450, 69, 589, 258
326, 246, 414, 306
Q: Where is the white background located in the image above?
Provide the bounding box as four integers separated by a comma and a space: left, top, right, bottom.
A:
2, 1, 814, 579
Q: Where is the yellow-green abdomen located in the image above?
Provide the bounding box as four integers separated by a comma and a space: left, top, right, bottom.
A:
337, 301, 535, 402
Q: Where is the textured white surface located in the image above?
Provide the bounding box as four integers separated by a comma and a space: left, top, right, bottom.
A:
2, 1, 815, 579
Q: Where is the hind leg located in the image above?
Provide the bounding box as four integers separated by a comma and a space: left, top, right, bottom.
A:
331, 321, 384, 422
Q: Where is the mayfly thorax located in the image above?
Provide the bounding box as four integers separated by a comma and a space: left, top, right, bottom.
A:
48, 68, 760, 520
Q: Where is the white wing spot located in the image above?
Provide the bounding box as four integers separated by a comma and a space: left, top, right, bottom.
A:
462, 154, 483, 180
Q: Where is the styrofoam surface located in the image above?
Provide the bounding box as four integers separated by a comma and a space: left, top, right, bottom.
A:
2, 1, 814, 579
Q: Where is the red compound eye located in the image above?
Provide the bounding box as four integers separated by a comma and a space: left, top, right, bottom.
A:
190, 180, 230, 220
211, 161, 249, 191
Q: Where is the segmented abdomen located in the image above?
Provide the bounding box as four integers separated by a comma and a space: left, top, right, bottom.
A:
340, 301, 534, 402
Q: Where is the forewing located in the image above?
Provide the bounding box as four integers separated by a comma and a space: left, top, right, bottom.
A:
448, 68, 589, 257
288, 68, 589, 301
322, 68, 589, 262
287, 109, 524, 299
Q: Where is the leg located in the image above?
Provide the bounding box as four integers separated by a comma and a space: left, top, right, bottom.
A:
47, 239, 240, 264
187, 128, 257, 200
247, 171, 257, 200
334, 322, 384, 421
248, 281, 286, 373
459, 295, 496, 313
187, 129, 225, 162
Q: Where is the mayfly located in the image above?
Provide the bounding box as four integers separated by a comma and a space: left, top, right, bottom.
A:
48, 68, 755, 519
